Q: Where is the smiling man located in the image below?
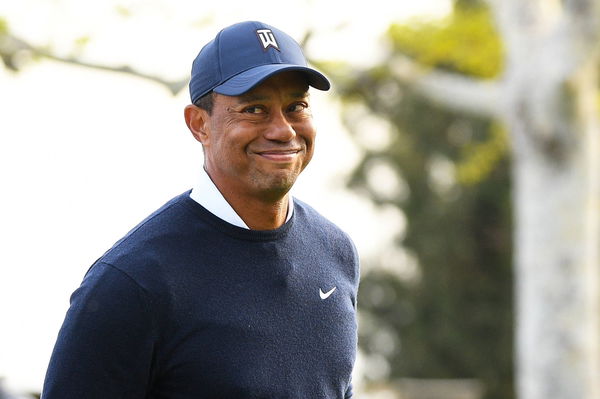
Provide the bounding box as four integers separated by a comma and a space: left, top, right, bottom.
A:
42, 21, 359, 399
186, 72, 315, 230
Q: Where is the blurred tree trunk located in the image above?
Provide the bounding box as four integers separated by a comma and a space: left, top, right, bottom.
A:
492, 1, 600, 398
384, 1, 600, 398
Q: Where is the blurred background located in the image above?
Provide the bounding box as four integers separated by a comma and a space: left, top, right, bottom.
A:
2, 1, 599, 398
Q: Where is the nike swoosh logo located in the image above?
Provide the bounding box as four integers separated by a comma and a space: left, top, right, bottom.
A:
319, 287, 336, 300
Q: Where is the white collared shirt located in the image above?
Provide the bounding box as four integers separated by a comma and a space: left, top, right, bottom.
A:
189, 168, 294, 229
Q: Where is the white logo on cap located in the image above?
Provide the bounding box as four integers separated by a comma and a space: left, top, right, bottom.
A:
256, 29, 280, 51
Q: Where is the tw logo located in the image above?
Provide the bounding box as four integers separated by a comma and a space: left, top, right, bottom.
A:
256, 29, 280, 51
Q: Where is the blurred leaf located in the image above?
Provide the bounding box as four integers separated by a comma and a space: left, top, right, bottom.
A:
190, 15, 215, 29
0, 16, 8, 35
456, 122, 508, 185
388, 8, 504, 79
115, 5, 132, 17
74, 35, 90, 48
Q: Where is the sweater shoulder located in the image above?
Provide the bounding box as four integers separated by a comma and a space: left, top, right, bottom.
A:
293, 199, 359, 265
114, 191, 193, 243
293, 198, 355, 245
90, 192, 198, 286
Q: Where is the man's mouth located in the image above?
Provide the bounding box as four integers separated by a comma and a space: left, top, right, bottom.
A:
255, 149, 301, 162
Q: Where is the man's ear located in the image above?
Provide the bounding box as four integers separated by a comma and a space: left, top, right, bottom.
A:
184, 105, 210, 145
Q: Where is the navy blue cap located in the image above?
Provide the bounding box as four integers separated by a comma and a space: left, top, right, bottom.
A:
189, 21, 331, 104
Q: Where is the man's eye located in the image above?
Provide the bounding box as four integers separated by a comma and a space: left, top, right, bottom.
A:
288, 103, 308, 112
243, 106, 265, 114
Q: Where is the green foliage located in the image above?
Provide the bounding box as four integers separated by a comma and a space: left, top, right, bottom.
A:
328, 5, 514, 399
0, 17, 7, 35
115, 5, 132, 17
453, 0, 488, 10
388, 8, 503, 79
456, 123, 508, 185
0, 17, 16, 71
74, 36, 91, 48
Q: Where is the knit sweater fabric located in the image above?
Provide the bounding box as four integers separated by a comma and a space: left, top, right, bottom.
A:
42, 192, 359, 398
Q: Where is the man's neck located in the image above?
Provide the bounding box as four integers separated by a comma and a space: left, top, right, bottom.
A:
232, 195, 289, 230
204, 168, 291, 230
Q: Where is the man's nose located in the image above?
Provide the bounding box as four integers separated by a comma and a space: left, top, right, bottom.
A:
264, 110, 296, 142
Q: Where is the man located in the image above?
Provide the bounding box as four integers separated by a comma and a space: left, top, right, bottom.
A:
42, 21, 359, 398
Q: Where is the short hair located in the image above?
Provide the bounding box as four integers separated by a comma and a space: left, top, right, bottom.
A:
194, 91, 215, 114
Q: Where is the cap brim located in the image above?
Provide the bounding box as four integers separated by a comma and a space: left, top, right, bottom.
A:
214, 64, 331, 96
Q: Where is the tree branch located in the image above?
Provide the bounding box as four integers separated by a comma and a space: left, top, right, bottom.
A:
389, 54, 501, 118
0, 32, 188, 95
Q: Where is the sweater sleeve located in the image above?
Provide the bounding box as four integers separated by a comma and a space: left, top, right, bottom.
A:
345, 381, 354, 398
42, 262, 157, 399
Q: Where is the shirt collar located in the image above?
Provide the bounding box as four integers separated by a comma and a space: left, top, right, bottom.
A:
189, 167, 294, 229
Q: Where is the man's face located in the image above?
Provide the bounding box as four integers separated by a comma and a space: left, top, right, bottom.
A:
201, 71, 316, 201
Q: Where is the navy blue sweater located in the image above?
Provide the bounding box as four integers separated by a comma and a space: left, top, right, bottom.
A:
42, 192, 359, 398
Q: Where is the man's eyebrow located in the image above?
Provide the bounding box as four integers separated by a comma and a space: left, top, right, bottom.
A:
292, 91, 310, 100
236, 93, 268, 104
235, 90, 309, 105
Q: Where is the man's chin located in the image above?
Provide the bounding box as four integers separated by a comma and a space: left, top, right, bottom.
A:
251, 172, 298, 199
